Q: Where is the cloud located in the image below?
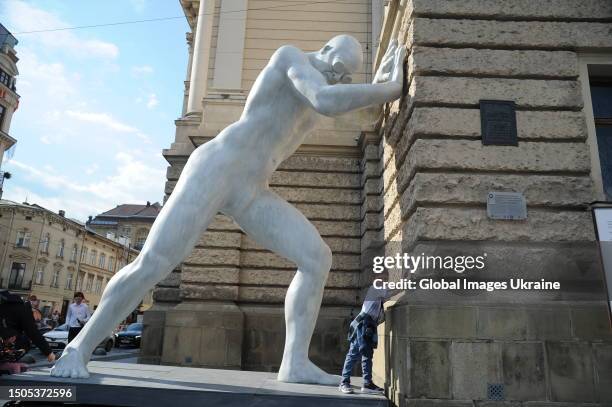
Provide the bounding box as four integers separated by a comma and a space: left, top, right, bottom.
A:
4, 153, 166, 221
131, 65, 154, 77
65, 110, 139, 133
129, 0, 147, 13
146, 94, 159, 109
2, 0, 119, 60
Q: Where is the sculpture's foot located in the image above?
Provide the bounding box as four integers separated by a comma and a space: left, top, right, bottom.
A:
50, 346, 90, 379
277, 359, 340, 385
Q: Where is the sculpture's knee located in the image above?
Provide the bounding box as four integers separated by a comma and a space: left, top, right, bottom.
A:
127, 250, 173, 287
303, 242, 332, 281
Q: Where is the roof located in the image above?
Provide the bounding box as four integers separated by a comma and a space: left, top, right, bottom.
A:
92, 202, 162, 220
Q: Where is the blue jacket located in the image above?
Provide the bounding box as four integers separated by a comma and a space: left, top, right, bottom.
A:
348, 312, 378, 356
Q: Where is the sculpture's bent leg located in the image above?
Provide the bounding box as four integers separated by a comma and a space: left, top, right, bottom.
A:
51, 149, 225, 378
232, 189, 339, 385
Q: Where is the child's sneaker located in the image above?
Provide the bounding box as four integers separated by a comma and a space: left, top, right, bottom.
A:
339, 382, 354, 394
361, 382, 384, 394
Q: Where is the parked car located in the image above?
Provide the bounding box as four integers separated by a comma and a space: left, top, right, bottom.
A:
43, 323, 114, 353
114, 323, 143, 348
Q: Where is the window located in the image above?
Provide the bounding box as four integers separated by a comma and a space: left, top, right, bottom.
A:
0, 104, 5, 130
70, 244, 78, 262
66, 273, 73, 290
76, 273, 85, 291
8, 262, 25, 289
0, 68, 11, 88
41, 233, 50, 253
81, 247, 88, 262
51, 269, 60, 287
590, 80, 612, 199
94, 277, 103, 294
90, 250, 97, 265
108, 257, 114, 272
134, 228, 148, 250
57, 239, 65, 258
15, 230, 31, 248
98, 253, 105, 269
35, 265, 44, 285
86, 274, 94, 292
121, 226, 131, 237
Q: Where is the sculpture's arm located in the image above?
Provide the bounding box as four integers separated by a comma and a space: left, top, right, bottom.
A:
288, 47, 406, 117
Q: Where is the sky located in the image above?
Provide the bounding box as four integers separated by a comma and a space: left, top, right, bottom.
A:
0, 0, 189, 222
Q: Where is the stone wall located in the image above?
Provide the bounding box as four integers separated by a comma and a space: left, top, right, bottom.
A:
375, 0, 612, 405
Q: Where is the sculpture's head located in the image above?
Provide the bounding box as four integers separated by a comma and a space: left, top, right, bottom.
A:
317, 35, 363, 84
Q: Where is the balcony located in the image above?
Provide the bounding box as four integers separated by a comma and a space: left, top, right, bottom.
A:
0, 24, 17, 48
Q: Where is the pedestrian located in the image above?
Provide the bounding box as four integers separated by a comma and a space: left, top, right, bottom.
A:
0, 290, 55, 370
51, 310, 60, 328
25, 295, 43, 330
66, 292, 91, 343
339, 286, 387, 394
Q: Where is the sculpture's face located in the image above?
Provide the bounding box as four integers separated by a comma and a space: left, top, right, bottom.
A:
318, 35, 363, 84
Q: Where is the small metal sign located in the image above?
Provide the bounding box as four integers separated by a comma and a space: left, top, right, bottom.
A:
480, 100, 518, 146
486, 192, 527, 220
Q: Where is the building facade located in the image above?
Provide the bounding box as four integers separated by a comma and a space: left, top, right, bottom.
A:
0, 24, 18, 178
87, 202, 161, 251
144, 0, 612, 405
0, 200, 140, 317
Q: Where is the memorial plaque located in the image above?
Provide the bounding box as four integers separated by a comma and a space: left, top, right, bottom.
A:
486, 192, 527, 220
480, 100, 518, 146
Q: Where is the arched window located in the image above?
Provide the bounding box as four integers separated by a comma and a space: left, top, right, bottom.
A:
90, 250, 97, 265
35, 265, 45, 285
16, 230, 31, 248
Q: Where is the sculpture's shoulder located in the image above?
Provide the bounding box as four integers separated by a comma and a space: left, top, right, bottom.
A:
269, 45, 308, 70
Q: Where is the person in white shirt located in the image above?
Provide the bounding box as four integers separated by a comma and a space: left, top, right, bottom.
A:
66, 292, 91, 343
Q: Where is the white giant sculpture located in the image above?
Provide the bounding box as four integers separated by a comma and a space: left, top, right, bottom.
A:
51, 35, 405, 384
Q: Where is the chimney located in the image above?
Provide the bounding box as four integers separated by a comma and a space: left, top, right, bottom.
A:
146, 201, 151, 207
58, 210, 65, 217
88, 216, 93, 223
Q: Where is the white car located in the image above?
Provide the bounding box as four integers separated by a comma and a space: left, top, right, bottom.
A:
43, 323, 114, 353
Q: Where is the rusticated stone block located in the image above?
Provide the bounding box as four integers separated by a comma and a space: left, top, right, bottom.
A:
410, 47, 578, 79
502, 342, 546, 400
410, 340, 451, 398
403, 207, 595, 244
311, 220, 360, 237
546, 342, 595, 402
398, 173, 593, 218
408, 0, 612, 20
397, 140, 590, 195
278, 155, 359, 173
239, 268, 360, 288
294, 203, 360, 221
409, 18, 612, 50
152, 287, 181, 303
157, 271, 181, 288
409, 76, 582, 109
196, 231, 241, 248
274, 186, 361, 205
270, 170, 359, 188
180, 284, 239, 301
181, 266, 239, 284
451, 342, 502, 400
405, 108, 587, 142
184, 248, 240, 266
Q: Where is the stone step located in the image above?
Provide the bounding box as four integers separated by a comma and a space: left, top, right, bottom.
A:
3, 362, 388, 407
